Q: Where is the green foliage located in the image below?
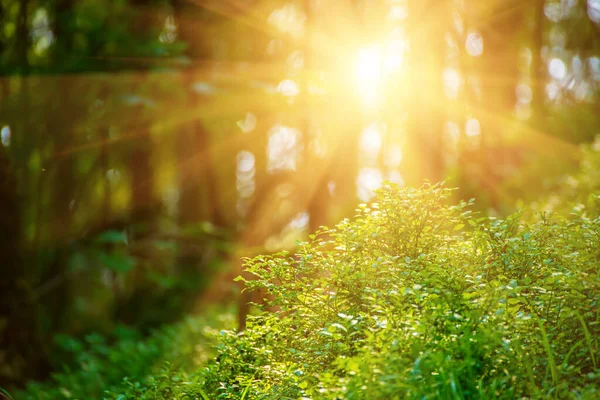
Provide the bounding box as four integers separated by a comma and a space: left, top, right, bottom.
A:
546, 137, 600, 215
19, 183, 600, 399
43, 220, 232, 335
196, 183, 600, 399
18, 307, 234, 400
2, 0, 598, 393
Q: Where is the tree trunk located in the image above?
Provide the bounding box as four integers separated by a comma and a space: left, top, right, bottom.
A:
531, 0, 546, 127
304, 0, 330, 233
403, 0, 448, 186
464, 0, 522, 209
43, 0, 76, 333
0, 146, 50, 388
172, 0, 225, 293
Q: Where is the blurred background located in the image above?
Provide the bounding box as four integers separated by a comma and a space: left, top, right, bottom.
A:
1, 0, 599, 389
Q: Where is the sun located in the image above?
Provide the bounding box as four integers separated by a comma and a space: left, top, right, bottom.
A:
354, 37, 406, 110
355, 46, 384, 109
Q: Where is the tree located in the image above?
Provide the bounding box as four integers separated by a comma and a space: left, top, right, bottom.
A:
401, 0, 449, 186
0, 145, 50, 388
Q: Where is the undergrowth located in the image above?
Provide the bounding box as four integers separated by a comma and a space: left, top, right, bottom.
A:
16, 307, 235, 400
17, 176, 600, 399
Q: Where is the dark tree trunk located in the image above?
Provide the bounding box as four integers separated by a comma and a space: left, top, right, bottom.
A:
460, 0, 522, 209
128, 0, 155, 221
172, 0, 225, 290
129, 115, 154, 219
173, 0, 224, 228
108, 0, 159, 323
43, 0, 76, 333
0, 146, 50, 388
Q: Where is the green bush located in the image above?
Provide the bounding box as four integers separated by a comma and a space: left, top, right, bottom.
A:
18, 307, 234, 400
513, 136, 600, 218
22, 183, 600, 399
196, 183, 600, 399
545, 137, 600, 215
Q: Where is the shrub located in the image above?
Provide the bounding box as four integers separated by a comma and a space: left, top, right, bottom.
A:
198, 183, 600, 399
25, 183, 600, 399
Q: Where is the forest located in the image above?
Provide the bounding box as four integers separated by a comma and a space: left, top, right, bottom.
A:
1, 0, 600, 398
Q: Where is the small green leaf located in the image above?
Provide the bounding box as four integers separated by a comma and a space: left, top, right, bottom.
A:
330, 323, 347, 332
